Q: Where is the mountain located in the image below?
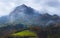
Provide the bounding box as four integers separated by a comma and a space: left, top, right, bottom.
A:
0, 16, 8, 24
0, 4, 60, 38
10, 4, 35, 15
9, 4, 41, 25
0, 4, 60, 27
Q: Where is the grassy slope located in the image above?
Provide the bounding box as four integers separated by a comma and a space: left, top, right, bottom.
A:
11, 30, 38, 38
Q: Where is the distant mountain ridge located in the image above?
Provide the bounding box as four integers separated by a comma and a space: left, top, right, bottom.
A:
0, 4, 60, 27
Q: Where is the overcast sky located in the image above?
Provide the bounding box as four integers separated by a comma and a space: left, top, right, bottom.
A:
0, 0, 60, 16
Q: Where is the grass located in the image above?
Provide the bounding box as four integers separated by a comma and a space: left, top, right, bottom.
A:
11, 30, 38, 37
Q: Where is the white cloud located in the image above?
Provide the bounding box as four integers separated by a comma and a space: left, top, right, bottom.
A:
32, 0, 60, 15
0, 0, 60, 16
0, 2, 16, 16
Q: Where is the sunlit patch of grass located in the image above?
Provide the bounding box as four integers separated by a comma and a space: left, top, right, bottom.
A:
10, 30, 38, 38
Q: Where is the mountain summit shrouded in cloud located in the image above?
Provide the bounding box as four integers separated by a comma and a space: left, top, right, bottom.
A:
10, 4, 35, 15
0, 0, 60, 16
0, 4, 60, 38
9, 4, 41, 25
0, 4, 60, 27
0, 0, 60, 38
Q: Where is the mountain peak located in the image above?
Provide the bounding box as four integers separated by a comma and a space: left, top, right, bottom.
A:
17, 4, 28, 8
10, 4, 35, 15
20, 4, 27, 7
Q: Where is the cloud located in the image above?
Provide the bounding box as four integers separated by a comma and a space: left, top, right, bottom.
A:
0, 0, 60, 16
46, 0, 60, 7
0, 2, 16, 16
33, 0, 60, 15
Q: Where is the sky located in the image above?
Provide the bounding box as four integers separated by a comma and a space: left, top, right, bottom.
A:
0, 0, 60, 16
